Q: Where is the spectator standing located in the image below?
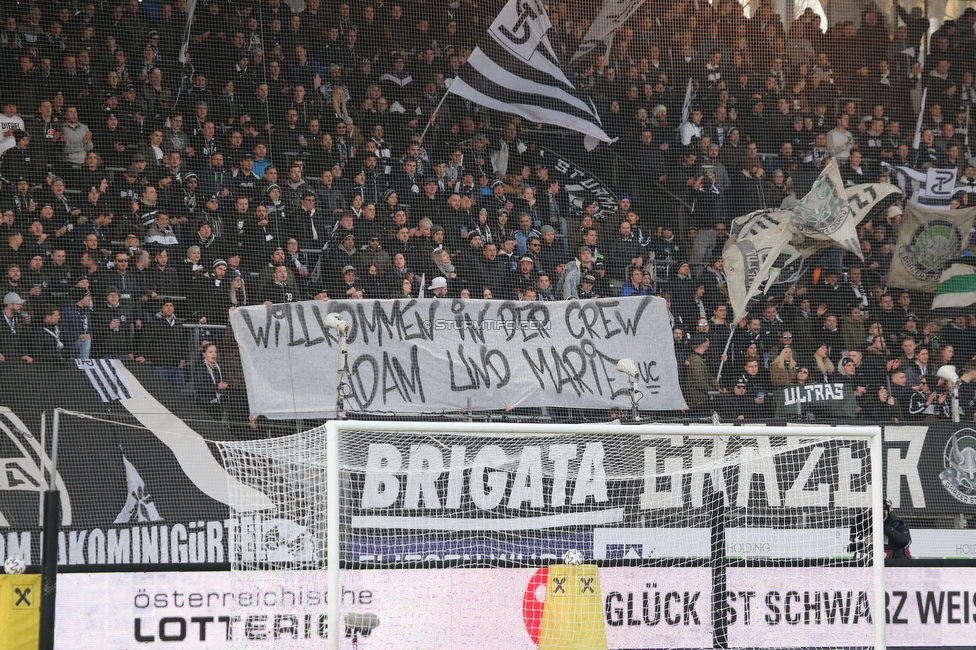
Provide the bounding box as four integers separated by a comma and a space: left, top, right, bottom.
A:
61, 106, 94, 168
150, 299, 187, 387
61, 287, 94, 359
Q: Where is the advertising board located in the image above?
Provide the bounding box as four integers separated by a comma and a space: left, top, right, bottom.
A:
54, 567, 976, 649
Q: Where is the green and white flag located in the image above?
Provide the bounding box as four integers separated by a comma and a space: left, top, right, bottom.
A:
888, 203, 976, 291
932, 262, 976, 310
722, 165, 900, 322
790, 160, 863, 259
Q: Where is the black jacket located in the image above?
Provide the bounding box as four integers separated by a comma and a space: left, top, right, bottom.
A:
0, 145, 42, 185
30, 322, 68, 363
260, 280, 298, 305
149, 312, 187, 367
192, 360, 226, 409
0, 312, 31, 361
884, 512, 912, 559
92, 302, 136, 358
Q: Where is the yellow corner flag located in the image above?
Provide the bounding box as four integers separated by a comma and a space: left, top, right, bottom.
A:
0, 574, 41, 650
538, 564, 607, 650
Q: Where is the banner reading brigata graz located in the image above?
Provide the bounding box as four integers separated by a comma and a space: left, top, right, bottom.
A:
229, 296, 686, 419
339, 428, 975, 565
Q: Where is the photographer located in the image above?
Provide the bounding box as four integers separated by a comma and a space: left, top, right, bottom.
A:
884, 500, 912, 559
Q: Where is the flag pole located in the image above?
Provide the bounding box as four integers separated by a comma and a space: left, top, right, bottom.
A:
715, 326, 736, 384
965, 106, 971, 160
420, 91, 453, 141
913, 87, 927, 150
174, 0, 199, 109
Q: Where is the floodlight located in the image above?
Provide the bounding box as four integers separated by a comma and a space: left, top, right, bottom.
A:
616, 358, 639, 380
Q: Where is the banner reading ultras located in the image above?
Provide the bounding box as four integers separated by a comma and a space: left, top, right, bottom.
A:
229, 296, 687, 419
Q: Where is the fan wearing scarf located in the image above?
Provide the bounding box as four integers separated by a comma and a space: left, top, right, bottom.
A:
0, 292, 33, 363
193, 340, 229, 417
31, 301, 66, 362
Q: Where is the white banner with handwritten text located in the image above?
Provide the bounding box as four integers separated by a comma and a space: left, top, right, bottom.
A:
229, 297, 686, 419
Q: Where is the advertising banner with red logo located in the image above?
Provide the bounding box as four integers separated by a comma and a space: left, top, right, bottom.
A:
54, 567, 976, 649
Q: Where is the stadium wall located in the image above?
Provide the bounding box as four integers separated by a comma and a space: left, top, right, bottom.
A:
0, 362, 974, 568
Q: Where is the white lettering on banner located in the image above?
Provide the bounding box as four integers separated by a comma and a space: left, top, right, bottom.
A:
229, 297, 687, 419
355, 436, 873, 530
53, 568, 976, 648
0, 407, 73, 527
781, 382, 848, 405
884, 426, 927, 509
640, 436, 870, 510
909, 529, 976, 559
0, 518, 315, 567
357, 441, 619, 530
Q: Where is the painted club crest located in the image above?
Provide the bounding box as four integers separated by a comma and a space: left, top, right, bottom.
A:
940, 429, 976, 505
791, 174, 850, 236
898, 219, 963, 284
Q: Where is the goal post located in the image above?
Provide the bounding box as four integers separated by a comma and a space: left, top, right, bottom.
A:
219, 422, 886, 650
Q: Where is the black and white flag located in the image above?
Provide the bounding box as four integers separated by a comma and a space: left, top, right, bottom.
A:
76, 359, 134, 402
449, 0, 612, 149
881, 162, 958, 209
179, 0, 198, 64
115, 454, 162, 524
570, 0, 648, 64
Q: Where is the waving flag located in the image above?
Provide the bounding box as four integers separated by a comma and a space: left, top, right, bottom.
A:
724, 212, 793, 322
881, 162, 958, 209
931, 260, 976, 311
570, 0, 648, 64
789, 160, 862, 258
179, 0, 198, 64
448, 0, 612, 149
723, 166, 902, 321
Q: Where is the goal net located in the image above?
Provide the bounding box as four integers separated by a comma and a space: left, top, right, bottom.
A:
216, 423, 885, 650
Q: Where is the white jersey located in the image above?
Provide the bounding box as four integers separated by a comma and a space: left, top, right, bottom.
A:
826, 128, 853, 160
0, 114, 25, 154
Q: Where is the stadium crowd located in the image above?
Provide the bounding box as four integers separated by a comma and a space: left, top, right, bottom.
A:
0, 0, 975, 421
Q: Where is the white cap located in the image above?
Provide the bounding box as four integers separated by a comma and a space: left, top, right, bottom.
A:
429, 277, 448, 290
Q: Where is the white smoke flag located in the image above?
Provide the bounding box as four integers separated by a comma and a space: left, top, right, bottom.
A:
789, 160, 863, 259
723, 167, 900, 320
448, 0, 612, 149
845, 183, 903, 225
570, 0, 648, 64
115, 454, 162, 524
179, 0, 198, 64
790, 182, 904, 259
